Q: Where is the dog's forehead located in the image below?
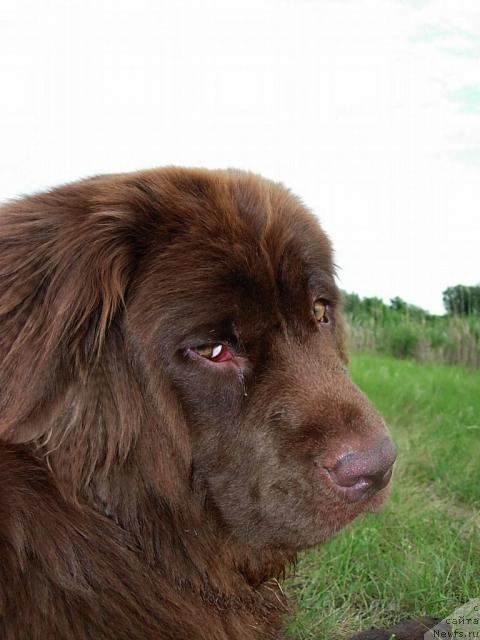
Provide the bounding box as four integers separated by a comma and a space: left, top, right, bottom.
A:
222, 171, 336, 297
127, 169, 338, 340
163, 171, 334, 294
168, 168, 335, 277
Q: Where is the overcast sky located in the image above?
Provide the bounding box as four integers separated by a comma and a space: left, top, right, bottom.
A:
1, 0, 479, 314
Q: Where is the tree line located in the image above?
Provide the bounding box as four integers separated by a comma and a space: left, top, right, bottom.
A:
344, 283, 480, 318
342, 284, 480, 367
442, 284, 480, 316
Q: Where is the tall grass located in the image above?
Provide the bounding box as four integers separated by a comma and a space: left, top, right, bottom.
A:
346, 309, 480, 368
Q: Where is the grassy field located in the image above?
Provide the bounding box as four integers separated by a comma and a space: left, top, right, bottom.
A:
286, 353, 480, 639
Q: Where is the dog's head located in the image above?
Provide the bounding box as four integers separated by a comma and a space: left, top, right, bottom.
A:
0, 167, 395, 552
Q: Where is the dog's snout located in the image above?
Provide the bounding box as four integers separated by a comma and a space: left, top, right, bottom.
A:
325, 436, 397, 502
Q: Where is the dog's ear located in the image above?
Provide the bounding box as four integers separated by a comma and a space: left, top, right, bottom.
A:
0, 181, 147, 440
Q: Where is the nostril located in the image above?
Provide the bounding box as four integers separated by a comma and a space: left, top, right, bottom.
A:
325, 437, 396, 501
378, 466, 394, 490
329, 457, 395, 489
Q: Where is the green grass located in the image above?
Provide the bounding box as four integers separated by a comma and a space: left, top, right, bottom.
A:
286, 353, 480, 640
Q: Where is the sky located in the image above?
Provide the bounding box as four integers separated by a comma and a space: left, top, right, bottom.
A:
1, 0, 479, 314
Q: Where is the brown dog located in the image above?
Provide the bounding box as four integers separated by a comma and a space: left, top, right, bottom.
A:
0, 168, 397, 639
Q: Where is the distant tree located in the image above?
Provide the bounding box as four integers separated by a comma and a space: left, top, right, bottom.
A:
443, 284, 480, 316
342, 291, 362, 314
390, 296, 428, 320
363, 297, 386, 320
389, 296, 407, 312
363, 297, 384, 311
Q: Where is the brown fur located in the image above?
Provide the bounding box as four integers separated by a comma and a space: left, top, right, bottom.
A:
0, 167, 391, 639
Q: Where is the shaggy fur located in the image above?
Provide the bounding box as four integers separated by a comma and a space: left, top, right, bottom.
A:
0, 167, 394, 639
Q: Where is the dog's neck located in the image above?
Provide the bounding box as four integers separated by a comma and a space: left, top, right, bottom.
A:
39, 431, 294, 615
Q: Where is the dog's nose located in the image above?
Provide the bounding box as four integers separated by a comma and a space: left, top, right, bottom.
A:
326, 436, 397, 502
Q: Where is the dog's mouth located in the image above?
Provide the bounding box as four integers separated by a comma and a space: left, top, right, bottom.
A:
309, 464, 394, 541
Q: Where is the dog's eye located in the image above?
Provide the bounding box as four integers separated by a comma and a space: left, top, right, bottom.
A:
314, 299, 329, 324
193, 343, 232, 362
